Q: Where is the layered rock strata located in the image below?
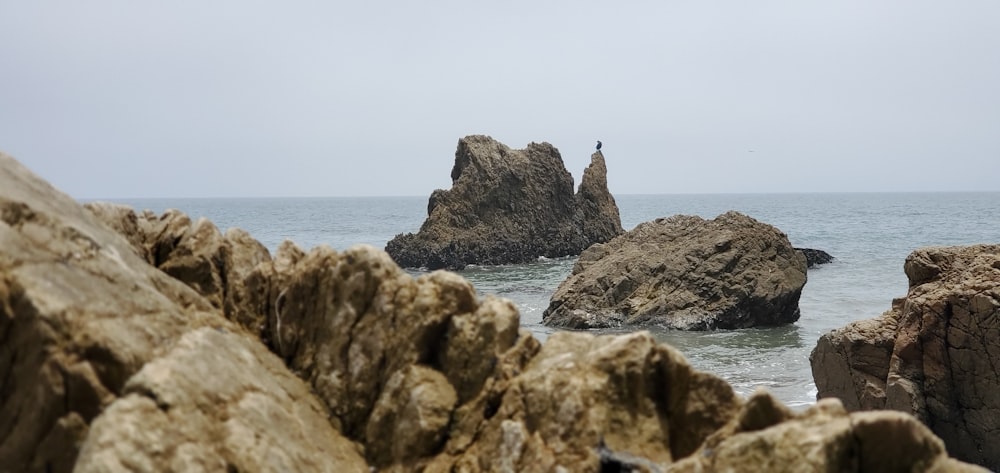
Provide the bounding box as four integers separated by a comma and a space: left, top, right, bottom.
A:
544, 211, 808, 330
811, 245, 1000, 470
385, 135, 623, 269
0, 150, 985, 472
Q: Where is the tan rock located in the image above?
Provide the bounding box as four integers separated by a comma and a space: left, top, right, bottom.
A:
811, 245, 1000, 469
86, 203, 275, 338
669, 393, 988, 472
0, 152, 365, 472
74, 327, 366, 473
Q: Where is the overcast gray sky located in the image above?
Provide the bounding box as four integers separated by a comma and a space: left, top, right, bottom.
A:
2, 1, 998, 198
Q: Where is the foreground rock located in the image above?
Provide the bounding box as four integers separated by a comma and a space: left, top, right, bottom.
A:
671, 392, 985, 472
544, 211, 809, 330
0, 153, 366, 472
84, 203, 276, 342
2, 151, 984, 472
385, 135, 623, 270
811, 245, 1000, 470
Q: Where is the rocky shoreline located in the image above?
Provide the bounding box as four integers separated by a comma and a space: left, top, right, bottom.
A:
0, 151, 991, 472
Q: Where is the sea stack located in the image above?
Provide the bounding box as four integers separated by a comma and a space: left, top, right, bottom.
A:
543, 211, 808, 330
385, 135, 624, 269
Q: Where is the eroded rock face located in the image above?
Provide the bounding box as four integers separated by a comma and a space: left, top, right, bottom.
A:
670, 392, 988, 472
267, 244, 741, 471
385, 135, 623, 269
810, 245, 1000, 470
85, 203, 276, 340
0, 152, 366, 472
74, 328, 366, 473
544, 211, 808, 330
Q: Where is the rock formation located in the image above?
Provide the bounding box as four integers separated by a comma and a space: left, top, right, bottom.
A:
385, 135, 623, 270
0, 150, 985, 472
811, 245, 1000, 470
544, 211, 809, 330
0, 153, 366, 472
671, 391, 985, 472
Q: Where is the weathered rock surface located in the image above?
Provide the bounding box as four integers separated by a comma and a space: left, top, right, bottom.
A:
84, 203, 276, 340
2, 150, 985, 472
544, 211, 809, 330
811, 245, 1000, 470
267, 245, 742, 471
385, 135, 623, 269
0, 152, 366, 472
670, 392, 987, 472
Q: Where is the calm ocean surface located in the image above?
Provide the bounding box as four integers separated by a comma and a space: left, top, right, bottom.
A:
107, 193, 1000, 408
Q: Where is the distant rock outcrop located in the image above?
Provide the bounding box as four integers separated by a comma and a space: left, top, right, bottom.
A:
385, 135, 623, 270
1, 150, 985, 472
811, 244, 1000, 470
543, 211, 809, 330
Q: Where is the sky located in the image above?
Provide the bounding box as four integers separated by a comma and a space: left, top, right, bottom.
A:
1, 1, 998, 198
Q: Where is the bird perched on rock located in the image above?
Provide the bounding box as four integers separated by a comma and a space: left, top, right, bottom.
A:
596, 140, 602, 151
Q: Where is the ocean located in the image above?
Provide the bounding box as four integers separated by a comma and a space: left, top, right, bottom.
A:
106, 192, 1000, 408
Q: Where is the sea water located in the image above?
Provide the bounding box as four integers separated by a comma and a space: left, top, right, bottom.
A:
108, 192, 1000, 408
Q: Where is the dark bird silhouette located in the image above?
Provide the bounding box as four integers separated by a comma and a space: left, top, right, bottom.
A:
596, 140, 602, 151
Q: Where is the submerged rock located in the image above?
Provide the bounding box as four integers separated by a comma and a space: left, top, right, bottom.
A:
543, 211, 808, 330
796, 247, 834, 268
385, 135, 623, 269
811, 244, 1000, 470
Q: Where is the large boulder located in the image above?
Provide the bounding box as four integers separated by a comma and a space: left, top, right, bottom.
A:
0, 152, 367, 471
543, 211, 808, 330
385, 135, 623, 269
810, 245, 1000, 470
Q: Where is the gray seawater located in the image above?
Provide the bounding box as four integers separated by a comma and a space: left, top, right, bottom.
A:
110, 193, 1000, 408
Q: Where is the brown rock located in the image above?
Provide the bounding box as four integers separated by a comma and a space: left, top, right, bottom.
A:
670, 393, 988, 472
429, 331, 743, 472
85, 203, 275, 339
74, 328, 367, 473
811, 245, 1000, 469
0, 152, 366, 472
544, 211, 808, 330
385, 135, 623, 269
